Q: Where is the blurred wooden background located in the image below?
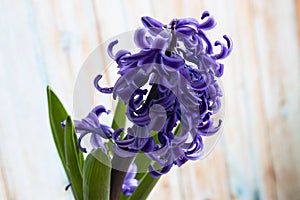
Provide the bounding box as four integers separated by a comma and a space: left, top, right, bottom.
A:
1, 0, 300, 199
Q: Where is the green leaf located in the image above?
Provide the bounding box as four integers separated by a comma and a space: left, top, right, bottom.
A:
47, 86, 68, 170
83, 148, 112, 200
111, 99, 126, 132
119, 192, 129, 200
128, 173, 160, 200
64, 116, 83, 200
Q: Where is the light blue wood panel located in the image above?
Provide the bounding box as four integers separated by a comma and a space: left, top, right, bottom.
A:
0, 0, 300, 199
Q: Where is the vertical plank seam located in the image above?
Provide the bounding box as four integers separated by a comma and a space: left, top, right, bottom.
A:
249, 0, 278, 199
222, 146, 233, 200
23, 0, 48, 86
118, 0, 130, 29
0, 165, 11, 200
296, 0, 300, 51
177, 169, 186, 200
90, 0, 112, 93
90, 0, 103, 45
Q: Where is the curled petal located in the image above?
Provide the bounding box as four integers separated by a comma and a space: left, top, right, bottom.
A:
191, 82, 208, 91
186, 135, 203, 155
134, 28, 151, 49
201, 11, 210, 19
176, 18, 199, 27
175, 27, 196, 35
211, 35, 233, 60
197, 31, 213, 54
107, 40, 118, 60
149, 164, 173, 178
174, 155, 188, 167
112, 128, 124, 140
212, 41, 228, 59
113, 129, 137, 148
132, 137, 149, 150
147, 139, 169, 162
161, 54, 185, 69
141, 138, 155, 152
121, 50, 151, 63
198, 11, 216, 30
137, 52, 157, 66
78, 132, 89, 153
151, 31, 172, 50
216, 63, 224, 77
92, 105, 110, 116
113, 144, 137, 157
116, 138, 136, 148
94, 74, 114, 94
197, 119, 222, 136
115, 50, 131, 63
224, 35, 233, 55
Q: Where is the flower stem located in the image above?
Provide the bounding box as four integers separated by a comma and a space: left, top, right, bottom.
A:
165, 20, 177, 57
110, 155, 135, 200
145, 84, 159, 105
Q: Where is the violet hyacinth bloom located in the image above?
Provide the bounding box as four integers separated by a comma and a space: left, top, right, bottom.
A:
73, 11, 232, 179
95, 11, 232, 177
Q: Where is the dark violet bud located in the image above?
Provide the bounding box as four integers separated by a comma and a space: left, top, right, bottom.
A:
122, 162, 140, 196
65, 183, 72, 191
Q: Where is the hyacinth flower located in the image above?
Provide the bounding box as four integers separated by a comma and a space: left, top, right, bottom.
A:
47, 10, 232, 200
95, 11, 232, 175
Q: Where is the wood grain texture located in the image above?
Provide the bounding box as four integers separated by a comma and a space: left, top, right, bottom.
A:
0, 0, 300, 199
252, 0, 300, 199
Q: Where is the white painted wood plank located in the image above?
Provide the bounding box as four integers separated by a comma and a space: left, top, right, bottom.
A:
30, 0, 100, 113
0, 0, 71, 199
219, 0, 273, 198
251, 0, 300, 199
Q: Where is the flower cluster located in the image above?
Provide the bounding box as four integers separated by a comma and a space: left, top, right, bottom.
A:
69, 11, 232, 195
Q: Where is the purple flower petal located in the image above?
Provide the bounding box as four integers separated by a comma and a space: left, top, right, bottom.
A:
94, 74, 114, 94
149, 164, 172, 178
141, 16, 164, 29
